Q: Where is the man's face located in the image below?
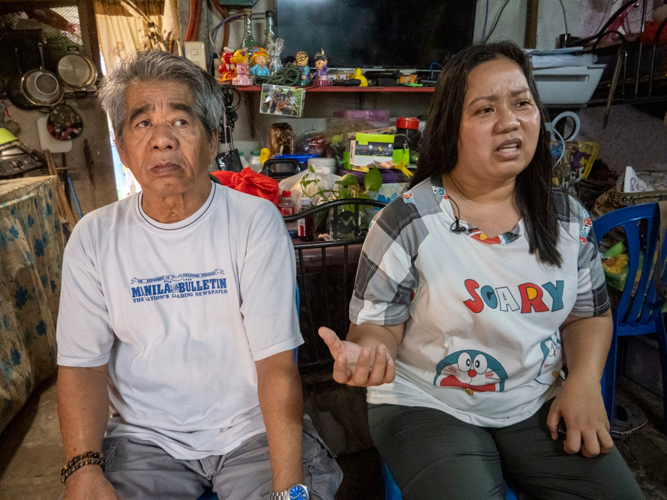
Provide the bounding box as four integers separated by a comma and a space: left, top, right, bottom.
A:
116, 81, 217, 198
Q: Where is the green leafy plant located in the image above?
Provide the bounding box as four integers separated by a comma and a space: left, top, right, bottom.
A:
299, 166, 384, 235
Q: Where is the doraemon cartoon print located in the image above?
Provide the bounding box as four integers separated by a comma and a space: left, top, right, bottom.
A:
433, 350, 508, 396
535, 332, 562, 385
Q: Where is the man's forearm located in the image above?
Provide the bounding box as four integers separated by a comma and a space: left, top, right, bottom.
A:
256, 352, 304, 491
57, 365, 110, 459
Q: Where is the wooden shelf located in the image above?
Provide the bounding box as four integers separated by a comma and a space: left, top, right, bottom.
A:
233, 85, 435, 93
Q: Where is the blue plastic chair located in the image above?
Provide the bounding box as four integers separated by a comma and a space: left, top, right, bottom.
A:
593, 203, 667, 435
382, 461, 518, 500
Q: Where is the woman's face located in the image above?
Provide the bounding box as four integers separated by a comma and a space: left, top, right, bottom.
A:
456, 57, 541, 183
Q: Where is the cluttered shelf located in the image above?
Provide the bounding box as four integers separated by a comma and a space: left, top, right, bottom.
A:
233, 85, 435, 93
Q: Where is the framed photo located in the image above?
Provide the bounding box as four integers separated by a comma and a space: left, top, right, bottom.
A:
259, 84, 305, 118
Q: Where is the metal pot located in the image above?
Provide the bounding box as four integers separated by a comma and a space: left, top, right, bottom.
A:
21, 42, 63, 107
57, 46, 98, 91
6, 48, 36, 111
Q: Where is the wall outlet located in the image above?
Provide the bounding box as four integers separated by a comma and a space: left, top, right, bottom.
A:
184, 41, 207, 70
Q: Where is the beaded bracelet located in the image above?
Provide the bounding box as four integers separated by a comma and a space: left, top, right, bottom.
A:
61, 451, 105, 484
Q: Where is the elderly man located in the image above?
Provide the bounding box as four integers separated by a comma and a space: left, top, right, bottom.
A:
56, 51, 342, 500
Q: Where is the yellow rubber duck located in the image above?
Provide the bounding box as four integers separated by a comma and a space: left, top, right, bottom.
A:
353, 68, 368, 87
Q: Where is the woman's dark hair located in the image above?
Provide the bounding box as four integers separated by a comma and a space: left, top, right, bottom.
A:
412, 41, 562, 267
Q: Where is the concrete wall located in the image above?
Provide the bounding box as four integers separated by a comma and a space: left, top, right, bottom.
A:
8, 98, 118, 215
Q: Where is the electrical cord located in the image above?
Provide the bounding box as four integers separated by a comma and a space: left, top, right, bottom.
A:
481, 0, 490, 42
566, 0, 636, 47
557, 0, 568, 36
485, 0, 512, 42
253, 64, 302, 86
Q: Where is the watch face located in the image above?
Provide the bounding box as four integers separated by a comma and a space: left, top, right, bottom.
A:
289, 485, 308, 500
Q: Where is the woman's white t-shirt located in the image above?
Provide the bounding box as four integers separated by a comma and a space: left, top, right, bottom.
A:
350, 176, 609, 427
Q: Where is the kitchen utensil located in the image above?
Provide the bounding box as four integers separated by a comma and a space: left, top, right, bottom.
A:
21, 42, 63, 107
47, 104, 83, 141
57, 46, 98, 92
7, 48, 37, 111
603, 45, 625, 129
37, 116, 72, 153
2, 101, 22, 137
0, 139, 45, 178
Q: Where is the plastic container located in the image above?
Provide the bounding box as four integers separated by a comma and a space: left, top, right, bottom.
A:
532, 64, 605, 104
297, 198, 315, 241
278, 190, 295, 216
272, 154, 320, 172
249, 150, 262, 173
333, 109, 390, 122
307, 157, 337, 175
239, 151, 249, 170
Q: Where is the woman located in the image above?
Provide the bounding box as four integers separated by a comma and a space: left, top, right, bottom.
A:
319, 42, 643, 499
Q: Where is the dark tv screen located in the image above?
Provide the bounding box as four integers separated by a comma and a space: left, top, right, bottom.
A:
276, 0, 476, 69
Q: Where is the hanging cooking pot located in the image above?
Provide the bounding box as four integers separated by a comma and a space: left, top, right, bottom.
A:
57, 46, 98, 93
21, 42, 63, 108
47, 103, 84, 141
7, 48, 37, 111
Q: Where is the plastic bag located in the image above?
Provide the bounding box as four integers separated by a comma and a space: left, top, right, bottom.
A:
211, 168, 280, 205
294, 130, 326, 156
278, 166, 342, 207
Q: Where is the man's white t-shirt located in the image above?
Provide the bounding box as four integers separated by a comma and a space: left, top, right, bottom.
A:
57, 182, 302, 459
350, 176, 610, 428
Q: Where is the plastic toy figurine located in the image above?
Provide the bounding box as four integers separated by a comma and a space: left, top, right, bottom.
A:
312, 48, 331, 87
295, 51, 311, 86
353, 68, 368, 87
231, 49, 253, 86
250, 48, 270, 77
218, 47, 236, 82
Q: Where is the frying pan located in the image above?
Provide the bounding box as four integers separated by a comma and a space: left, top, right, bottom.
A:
6, 48, 37, 111
57, 46, 98, 92
21, 42, 63, 108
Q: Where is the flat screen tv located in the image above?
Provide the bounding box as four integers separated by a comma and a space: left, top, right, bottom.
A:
275, 0, 476, 70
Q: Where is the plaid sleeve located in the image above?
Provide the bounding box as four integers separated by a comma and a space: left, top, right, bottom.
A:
568, 197, 611, 317
349, 197, 425, 326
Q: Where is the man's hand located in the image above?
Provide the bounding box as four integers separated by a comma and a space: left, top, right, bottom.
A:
318, 327, 395, 387
63, 466, 118, 500
546, 376, 614, 458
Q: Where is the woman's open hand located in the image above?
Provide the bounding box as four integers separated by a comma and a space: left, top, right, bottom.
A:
318, 327, 396, 386
546, 376, 614, 458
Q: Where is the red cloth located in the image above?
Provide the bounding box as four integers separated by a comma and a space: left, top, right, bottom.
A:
211, 168, 280, 206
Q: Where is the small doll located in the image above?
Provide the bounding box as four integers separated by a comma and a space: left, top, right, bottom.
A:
295, 51, 311, 86
218, 47, 235, 82
231, 49, 253, 86
250, 48, 270, 77
312, 48, 331, 87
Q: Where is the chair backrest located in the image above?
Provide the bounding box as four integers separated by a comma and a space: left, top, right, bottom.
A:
284, 198, 387, 372
592, 203, 662, 331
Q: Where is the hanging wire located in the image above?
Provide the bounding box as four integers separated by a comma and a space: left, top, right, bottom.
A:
481, 0, 490, 41
485, 0, 512, 42
557, 0, 568, 35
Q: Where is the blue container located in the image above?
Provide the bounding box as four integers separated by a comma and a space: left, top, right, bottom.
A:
272, 154, 320, 172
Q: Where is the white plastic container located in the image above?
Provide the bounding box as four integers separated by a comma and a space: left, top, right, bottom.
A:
307, 157, 337, 175
239, 151, 249, 170
249, 150, 263, 173
533, 64, 605, 105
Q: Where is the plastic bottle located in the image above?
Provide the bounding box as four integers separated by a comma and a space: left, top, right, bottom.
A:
278, 191, 295, 217
297, 197, 315, 241
279, 191, 297, 237
239, 151, 249, 170
249, 150, 262, 173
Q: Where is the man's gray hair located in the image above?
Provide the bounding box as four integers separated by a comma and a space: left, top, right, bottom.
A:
98, 50, 223, 144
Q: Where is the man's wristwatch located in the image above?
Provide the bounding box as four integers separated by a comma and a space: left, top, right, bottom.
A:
269, 484, 309, 500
